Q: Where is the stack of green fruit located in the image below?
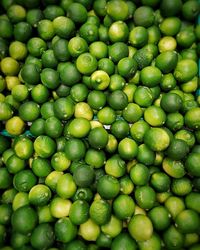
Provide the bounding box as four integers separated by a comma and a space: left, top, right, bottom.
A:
0, 0, 200, 249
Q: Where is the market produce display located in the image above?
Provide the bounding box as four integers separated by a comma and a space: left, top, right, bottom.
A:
0, 0, 200, 249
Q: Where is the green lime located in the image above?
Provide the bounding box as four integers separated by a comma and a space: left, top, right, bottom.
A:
160, 73, 177, 91
175, 209, 200, 234
109, 74, 126, 91
160, 0, 183, 17
130, 120, 150, 143
37, 19, 55, 40
0, 167, 12, 190
130, 163, 150, 186
108, 90, 128, 110
97, 175, 120, 200
7, 4, 26, 23
30, 118, 45, 137
89, 41, 108, 59
155, 51, 178, 73
96, 232, 112, 249
166, 139, 189, 160
110, 120, 129, 139
101, 215, 122, 238
134, 86, 154, 107
144, 127, 170, 152
14, 21, 32, 42
162, 157, 185, 178
111, 232, 137, 250
118, 137, 138, 161
79, 218, 100, 241
5, 116, 25, 136
117, 57, 137, 79
0, 19, 13, 39
88, 127, 108, 149
12, 192, 29, 211
163, 225, 184, 250
53, 16, 75, 39
30, 223, 54, 249
90, 70, 110, 90
6, 154, 25, 174
182, 0, 200, 21
137, 144, 155, 166
64, 138, 86, 161
134, 6, 155, 27
27, 37, 47, 57
11, 84, 29, 102
98, 58, 115, 76
40, 68, 60, 89
0, 204, 12, 225
108, 21, 129, 43
44, 116, 63, 139
56, 173, 77, 199
54, 217, 77, 243
148, 206, 170, 231
31, 84, 49, 104
158, 36, 177, 53
175, 129, 195, 148
11, 205, 38, 235
14, 137, 33, 160
160, 17, 181, 36
29, 184, 51, 206
21, 63, 40, 85
135, 186, 156, 210
73, 187, 93, 203
105, 134, 118, 154
185, 192, 200, 213
50, 196, 71, 218
41, 49, 58, 69
140, 66, 162, 87
18, 101, 40, 122
73, 164, 95, 188
171, 177, 192, 196
108, 42, 129, 63
144, 105, 166, 126
106, 0, 129, 21
1, 57, 20, 76
185, 107, 200, 130
128, 214, 153, 242
185, 153, 200, 177
105, 154, 126, 178
67, 2, 88, 23
138, 233, 162, 250
68, 36, 88, 58
74, 101, 93, 120
76, 52, 97, 75
176, 29, 196, 48
53, 38, 70, 61
10, 231, 30, 249
79, 22, 99, 43
97, 106, 116, 125
0, 102, 13, 121
51, 151, 70, 171
164, 196, 185, 219
34, 135, 56, 158
87, 90, 106, 110
119, 175, 134, 195
69, 200, 89, 225
113, 194, 135, 220
174, 59, 198, 83
89, 199, 111, 225
70, 83, 88, 102
150, 172, 171, 192
9, 41, 27, 60
166, 112, 184, 132
129, 26, 148, 48
85, 148, 106, 169
60, 62, 81, 86
32, 157, 52, 178
53, 97, 74, 121
13, 169, 37, 192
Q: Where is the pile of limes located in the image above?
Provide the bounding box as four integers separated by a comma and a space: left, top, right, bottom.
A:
0, 0, 200, 249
